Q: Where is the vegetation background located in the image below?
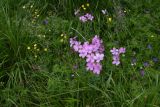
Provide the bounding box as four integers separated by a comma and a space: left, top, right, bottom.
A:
0, 0, 160, 106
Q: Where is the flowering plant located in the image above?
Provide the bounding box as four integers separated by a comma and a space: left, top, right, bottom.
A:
70, 35, 104, 74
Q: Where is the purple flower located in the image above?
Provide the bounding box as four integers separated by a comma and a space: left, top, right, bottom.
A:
86, 53, 95, 63
140, 69, 145, 76
143, 62, 149, 67
112, 55, 120, 66
85, 13, 94, 21
131, 57, 137, 65
152, 57, 158, 63
147, 44, 152, 50
79, 13, 94, 22
73, 41, 82, 52
43, 20, 48, 25
110, 47, 126, 66
110, 48, 119, 55
112, 60, 120, 66
93, 63, 102, 74
86, 62, 94, 71
79, 49, 88, 58
79, 16, 87, 22
94, 53, 104, 63
70, 35, 104, 74
119, 47, 126, 54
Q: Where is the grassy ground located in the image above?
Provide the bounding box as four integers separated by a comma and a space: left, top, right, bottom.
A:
0, 0, 160, 107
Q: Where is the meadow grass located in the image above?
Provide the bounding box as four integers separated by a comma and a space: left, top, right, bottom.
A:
0, 0, 160, 107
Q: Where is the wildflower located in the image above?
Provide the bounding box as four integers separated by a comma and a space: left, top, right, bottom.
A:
131, 57, 137, 66
93, 63, 102, 74
143, 62, 149, 67
30, 5, 33, 8
94, 53, 104, 63
74, 9, 80, 16
27, 46, 31, 50
124, 10, 126, 13
22, 6, 26, 9
110, 48, 119, 55
79, 13, 94, 22
61, 34, 64, 37
101, 9, 107, 15
86, 3, 90, 7
83, 8, 86, 10
37, 49, 40, 51
43, 20, 48, 25
81, 5, 85, 8
44, 48, 48, 51
70, 35, 104, 74
34, 44, 37, 47
35, 55, 37, 58
119, 47, 126, 54
108, 17, 112, 22
60, 39, 64, 42
110, 47, 126, 66
85, 13, 94, 21
152, 57, 158, 63
79, 16, 87, 22
140, 69, 145, 76
64, 35, 67, 39
147, 44, 152, 50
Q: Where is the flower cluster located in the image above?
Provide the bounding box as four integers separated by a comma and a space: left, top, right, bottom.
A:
110, 47, 126, 66
79, 13, 94, 22
70, 36, 104, 74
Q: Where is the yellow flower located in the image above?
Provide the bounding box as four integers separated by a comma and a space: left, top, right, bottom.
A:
37, 49, 40, 51
44, 48, 48, 51
30, 5, 33, 8
83, 7, 86, 10
27, 46, 31, 50
34, 44, 37, 47
81, 5, 85, 8
61, 34, 64, 37
64, 35, 67, 39
60, 39, 64, 42
86, 3, 90, 7
22, 6, 26, 9
108, 17, 112, 22
35, 55, 37, 58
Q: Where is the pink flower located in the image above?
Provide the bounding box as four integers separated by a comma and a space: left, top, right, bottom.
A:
93, 63, 102, 74
85, 13, 94, 21
73, 41, 82, 52
86, 62, 94, 71
86, 53, 95, 63
70, 35, 104, 74
110, 47, 126, 66
110, 48, 119, 55
79, 16, 87, 22
94, 53, 104, 62
119, 47, 126, 54
79, 13, 94, 22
